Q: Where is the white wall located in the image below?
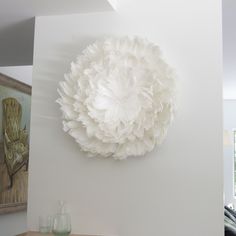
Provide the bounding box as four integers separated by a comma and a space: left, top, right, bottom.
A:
224, 100, 236, 205
0, 211, 27, 236
0, 66, 32, 236
28, 0, 223, 235
223, 0, 236, 100
0, 66, 32, 86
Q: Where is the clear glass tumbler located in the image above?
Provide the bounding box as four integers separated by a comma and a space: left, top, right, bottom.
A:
39, 215, 53, 233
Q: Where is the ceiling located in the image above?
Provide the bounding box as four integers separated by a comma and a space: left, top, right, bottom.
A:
223, 0, 236, 99
0, 0, 116, 66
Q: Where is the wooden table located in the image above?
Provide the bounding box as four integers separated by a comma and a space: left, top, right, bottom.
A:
16, 232, 100, 236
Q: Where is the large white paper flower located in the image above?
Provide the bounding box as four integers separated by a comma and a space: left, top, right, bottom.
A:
57, 37, 176, 160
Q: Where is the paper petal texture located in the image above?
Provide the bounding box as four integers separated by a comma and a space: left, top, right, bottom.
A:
57, 37, 176, 159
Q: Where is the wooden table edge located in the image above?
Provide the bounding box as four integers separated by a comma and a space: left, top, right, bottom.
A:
16, 231, 103, 236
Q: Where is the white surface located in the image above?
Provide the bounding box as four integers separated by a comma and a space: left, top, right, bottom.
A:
57, 37, 176, 159
223, 0, 236, 99
224, 100, 236, 205
0, 211, 27, 236
0, 66, 32, 236
28, 0, 223, 235
0, 66, 33, 85
107, 0, 118, 10
0, 0, 115, 66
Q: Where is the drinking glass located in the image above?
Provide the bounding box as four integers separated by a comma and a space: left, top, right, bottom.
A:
39, 215, 52, 233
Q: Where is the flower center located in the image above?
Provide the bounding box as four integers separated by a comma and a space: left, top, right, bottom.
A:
93, 72, 142, 124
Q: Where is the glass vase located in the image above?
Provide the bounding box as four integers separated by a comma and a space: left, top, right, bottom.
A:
52, 213, 71, 236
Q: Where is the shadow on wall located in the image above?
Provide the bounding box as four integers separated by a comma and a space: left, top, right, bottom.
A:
0, 18, 35, 66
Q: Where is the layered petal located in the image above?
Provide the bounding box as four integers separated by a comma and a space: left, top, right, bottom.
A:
57, 37, 176, 159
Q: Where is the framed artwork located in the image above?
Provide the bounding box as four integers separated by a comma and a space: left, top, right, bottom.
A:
0, 72, 31, 214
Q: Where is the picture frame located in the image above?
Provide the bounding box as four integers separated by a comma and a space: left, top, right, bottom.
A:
0, 72, 31, 214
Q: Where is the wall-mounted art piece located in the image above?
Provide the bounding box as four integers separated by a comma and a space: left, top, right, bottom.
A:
57, 37, 176, 160
0, 73, 31, 214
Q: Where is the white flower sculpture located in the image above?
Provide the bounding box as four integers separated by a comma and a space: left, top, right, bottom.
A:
57, 37, 176, 160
